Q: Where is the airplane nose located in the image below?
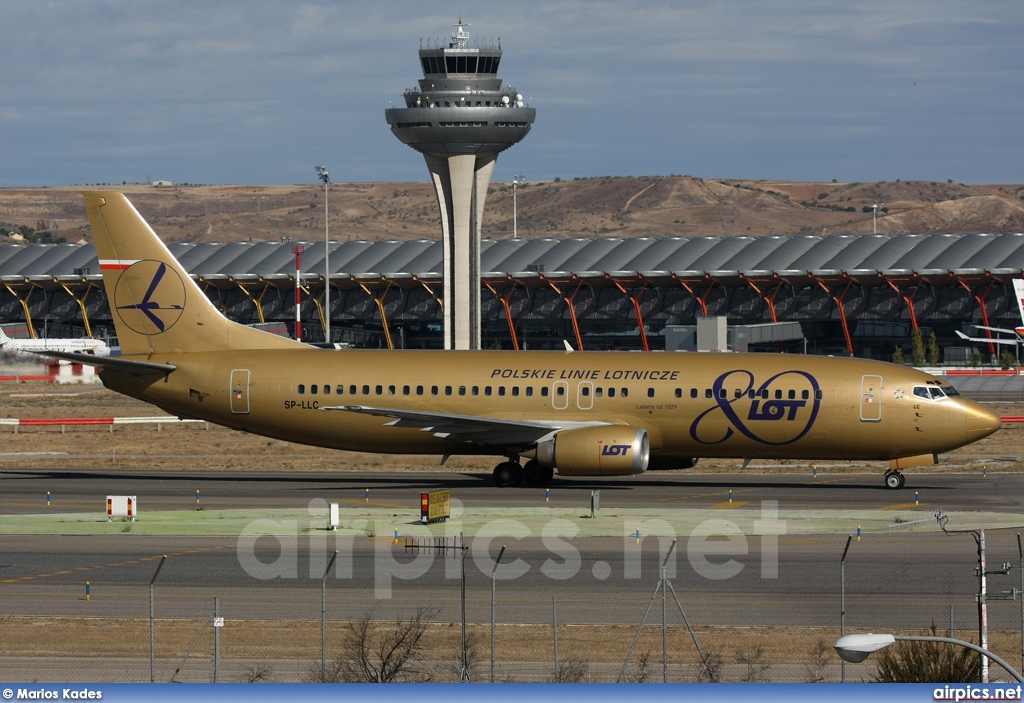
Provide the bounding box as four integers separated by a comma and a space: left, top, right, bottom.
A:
966, 404, 1003, 440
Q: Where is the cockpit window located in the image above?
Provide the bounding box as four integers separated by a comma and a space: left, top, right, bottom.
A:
944, 385, 961, 397
913, 385, 949, 401
929, 387, 945, 399
913, 387, 930, 399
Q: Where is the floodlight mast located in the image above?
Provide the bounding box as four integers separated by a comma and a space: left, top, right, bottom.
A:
315, 165, 331, 344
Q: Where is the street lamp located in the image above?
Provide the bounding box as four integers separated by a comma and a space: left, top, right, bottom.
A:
512, 174, 525, 239
834, 633, 1024, 682
315, 164, 330, 344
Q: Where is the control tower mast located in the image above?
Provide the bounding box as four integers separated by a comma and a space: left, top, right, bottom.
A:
385, 20, 535, 349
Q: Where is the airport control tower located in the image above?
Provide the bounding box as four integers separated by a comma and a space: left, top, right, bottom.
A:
385, 20, 535, 350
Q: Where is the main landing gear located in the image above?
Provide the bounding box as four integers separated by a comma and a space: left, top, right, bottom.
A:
884, 469, 905, 489
492, 458, 554, 487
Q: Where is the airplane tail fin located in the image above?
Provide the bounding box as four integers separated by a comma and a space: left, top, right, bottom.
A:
1014, 279, 1024, 336
86, 192, 304, 356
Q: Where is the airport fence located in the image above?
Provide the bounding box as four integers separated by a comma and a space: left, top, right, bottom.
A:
3, 584, 1022, 684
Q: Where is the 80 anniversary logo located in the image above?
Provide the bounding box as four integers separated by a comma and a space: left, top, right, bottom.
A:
689, 370, 821, 446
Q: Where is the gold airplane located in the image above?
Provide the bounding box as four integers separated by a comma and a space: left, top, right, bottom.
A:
45, 192, 1002, 489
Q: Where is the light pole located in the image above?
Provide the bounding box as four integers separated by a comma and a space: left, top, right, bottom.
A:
840, 535, 853, 683
321, 549, 338, 682
315, 165, 330, 344
149, 555, 167, 683
490, 545, 506, 683
512, 174, 525, 239
834, 633, 1024, 682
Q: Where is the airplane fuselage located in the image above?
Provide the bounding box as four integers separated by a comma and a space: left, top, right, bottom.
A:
100, 349, 996, 467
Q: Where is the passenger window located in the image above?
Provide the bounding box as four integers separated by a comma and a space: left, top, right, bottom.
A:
526, 387, 534, 397
556, 386, 565, 397
416, 385, 424, 395
362, 385, 370, 395
458, 386, 466, 396
388, 385, 396, 395
622, 388, 629, 398
512, 386, 520, 397
691, 388, 698, 399
445, 386, 452, 396
431, 385, 439, 395
814, 389, 823, 399
608, 388, 616, 398
323, 385, 329, 395
705, 389, 713, 399
595, 387, 603, 398
675, 388, 682, 398
472, 386, 479, 396
336, 385, 344, 395
648, 388, 655, 398
403, 385, 410, 395
734, 389, 742, 399
298, 384, 305, 394
788, 389, 796, 400
775, 390, 782, 400
349, 385, 356, 395
748, 389, 756, 399
375, 385, 383, 395
541, 387, 549, 397
760, 389, 769, 399
485, 386, 492, 396
719, 388, 727, 399
582, 387, 590, 397
498, 387, 506, 396
801, 390, 809, 400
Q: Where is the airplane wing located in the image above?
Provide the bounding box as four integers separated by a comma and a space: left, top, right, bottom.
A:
33, 350, 176, 376
971, 325, 1018, 335
321, 404, 611, 445
955, 331, 1022, 346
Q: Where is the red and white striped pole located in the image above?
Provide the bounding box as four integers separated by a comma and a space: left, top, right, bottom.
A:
292, 244, 305, 343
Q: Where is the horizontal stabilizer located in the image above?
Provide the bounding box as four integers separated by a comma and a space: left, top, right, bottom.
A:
34, 350, 176, 377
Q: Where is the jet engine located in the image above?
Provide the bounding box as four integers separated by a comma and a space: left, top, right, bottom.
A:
535, 426, 649, 476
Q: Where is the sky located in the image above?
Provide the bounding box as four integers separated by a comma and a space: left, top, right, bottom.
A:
2, 1, 1022, 188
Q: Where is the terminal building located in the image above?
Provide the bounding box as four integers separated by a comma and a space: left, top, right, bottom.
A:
0, 231, 1021, 362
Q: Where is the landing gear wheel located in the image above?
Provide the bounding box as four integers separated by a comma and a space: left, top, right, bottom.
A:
523, 460, 554, 485
493, 461, 523, 487
884, 470, 904, 489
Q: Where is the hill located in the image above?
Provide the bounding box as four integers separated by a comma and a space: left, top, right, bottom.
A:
1, 177, 1022, 245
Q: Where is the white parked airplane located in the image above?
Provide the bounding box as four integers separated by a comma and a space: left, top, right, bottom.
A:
0, 327, 111, 359
955, 279, 1024, 347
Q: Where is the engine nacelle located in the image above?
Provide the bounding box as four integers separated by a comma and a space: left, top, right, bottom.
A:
535, 426, 649, 476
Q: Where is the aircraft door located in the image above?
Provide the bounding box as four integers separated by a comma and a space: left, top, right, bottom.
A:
230, 369, 250, 415
552, 381, 569, 410
860, 374, 882, 422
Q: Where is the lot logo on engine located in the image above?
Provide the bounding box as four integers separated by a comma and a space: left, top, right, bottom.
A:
689, 370, 821, 446
601, 444, 631, 456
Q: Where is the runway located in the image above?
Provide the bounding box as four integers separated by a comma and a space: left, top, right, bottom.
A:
2, 468, 1024, 634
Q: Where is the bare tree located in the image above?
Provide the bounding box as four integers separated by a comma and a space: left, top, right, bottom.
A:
339, 606, 437, 683
239, 663, 275, 683
804, 639, 833, 683
694, 650, 723, 683
736, 645, 772, 683
553, 658, 589, 683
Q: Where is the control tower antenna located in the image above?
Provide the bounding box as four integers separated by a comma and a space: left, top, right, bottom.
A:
385, 20, 536, 350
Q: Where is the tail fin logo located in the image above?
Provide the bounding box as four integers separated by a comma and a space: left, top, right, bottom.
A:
113, 260, 186, 335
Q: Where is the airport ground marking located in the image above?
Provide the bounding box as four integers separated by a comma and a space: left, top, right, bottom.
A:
0, 543, 233, 584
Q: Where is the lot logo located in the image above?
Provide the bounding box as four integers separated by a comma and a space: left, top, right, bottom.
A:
601, 444, 631, 457
690, 369, 821, 446
113, 260, 186, 335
